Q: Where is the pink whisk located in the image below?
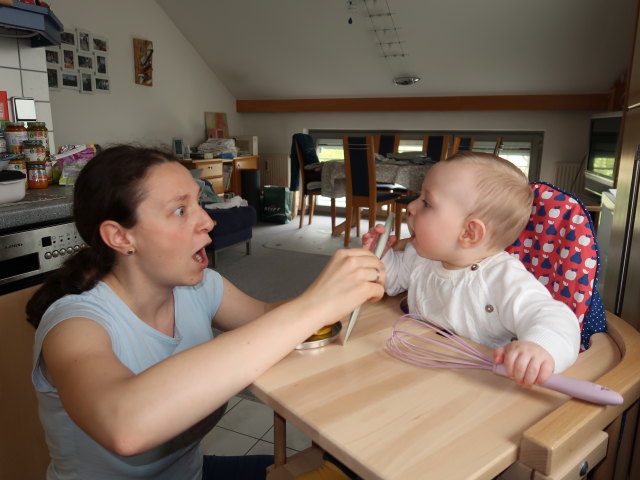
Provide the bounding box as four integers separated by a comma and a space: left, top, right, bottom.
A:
386, 314, 623, 406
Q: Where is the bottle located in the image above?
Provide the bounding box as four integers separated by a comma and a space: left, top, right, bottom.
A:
0, 131, 6, 154
27, 122, 50, 158
22, 140, 46, 163
4, 123, 28, 154
27, 162, 48, 189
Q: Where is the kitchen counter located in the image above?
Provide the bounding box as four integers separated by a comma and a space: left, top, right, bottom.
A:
0, 185, 74, 231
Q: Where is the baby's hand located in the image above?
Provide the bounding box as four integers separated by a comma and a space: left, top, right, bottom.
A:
361, 224, 396, 256
493, 341, 554, 387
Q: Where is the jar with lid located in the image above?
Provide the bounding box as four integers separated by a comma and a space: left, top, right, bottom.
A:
27, 122, 50, 157
0, 131, 6, 154
22, 140, 46, 163
4, 123, 28, 154
27, 162, 48, 189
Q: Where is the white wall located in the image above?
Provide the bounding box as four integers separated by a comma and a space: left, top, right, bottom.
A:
48, 0, 242, 149
242, 110, 594, 183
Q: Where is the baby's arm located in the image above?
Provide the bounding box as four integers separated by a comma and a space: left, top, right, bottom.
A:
493, 341, 554, 387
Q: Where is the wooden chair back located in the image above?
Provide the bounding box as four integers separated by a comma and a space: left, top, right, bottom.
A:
422, 135, 451, 162
373, 134, 400, 157
450, 136, 475, 156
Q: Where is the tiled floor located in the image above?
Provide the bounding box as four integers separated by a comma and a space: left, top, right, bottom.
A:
201, 394, 312, 458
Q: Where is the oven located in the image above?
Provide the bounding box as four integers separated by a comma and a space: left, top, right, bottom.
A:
0, 219, 81, 477
0, 219, 82, 295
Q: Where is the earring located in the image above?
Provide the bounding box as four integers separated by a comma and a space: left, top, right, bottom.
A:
127, 250, 134, 255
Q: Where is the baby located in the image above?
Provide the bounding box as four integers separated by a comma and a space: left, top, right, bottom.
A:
364, 152, 580, 387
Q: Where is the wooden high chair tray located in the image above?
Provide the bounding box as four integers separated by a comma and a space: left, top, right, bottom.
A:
251, 294, 637, 480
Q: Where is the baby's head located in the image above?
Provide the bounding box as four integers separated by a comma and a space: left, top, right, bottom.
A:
443, 151, 533, 251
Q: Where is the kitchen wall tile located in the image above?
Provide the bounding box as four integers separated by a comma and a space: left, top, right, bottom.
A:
21, 70, 49, 101
35, 101, 53, 129
0, 38, 20, 68
0, 67, 24, 100
18, 40, 46, 72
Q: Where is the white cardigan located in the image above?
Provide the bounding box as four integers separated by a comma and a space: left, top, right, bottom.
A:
382, 245, 580, 373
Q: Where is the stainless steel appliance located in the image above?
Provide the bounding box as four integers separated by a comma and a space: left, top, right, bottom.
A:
0, 220, 82, 295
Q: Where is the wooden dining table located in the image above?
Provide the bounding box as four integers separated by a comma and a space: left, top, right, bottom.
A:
320, 159, 430, 199
250, 294, 622, 480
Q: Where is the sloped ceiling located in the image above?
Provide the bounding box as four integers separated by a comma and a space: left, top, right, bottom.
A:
155, 0, 636, 101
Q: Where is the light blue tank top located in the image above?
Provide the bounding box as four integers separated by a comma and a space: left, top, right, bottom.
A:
32, 269, 224, 480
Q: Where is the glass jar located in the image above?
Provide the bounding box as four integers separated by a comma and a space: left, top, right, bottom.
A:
27, 122, 50, 157
22, 140, 47, 163
27, 162, 48, 189
0, 132, 6, 154
4, 123, 28, 154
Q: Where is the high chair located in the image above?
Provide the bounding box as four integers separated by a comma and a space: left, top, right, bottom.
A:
501, 182, 640, 479
266, 182, 640, 480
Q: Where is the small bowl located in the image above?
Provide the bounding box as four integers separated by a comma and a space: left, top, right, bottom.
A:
0, 177, 26, 204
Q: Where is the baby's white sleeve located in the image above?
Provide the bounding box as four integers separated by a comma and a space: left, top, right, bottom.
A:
381, 245, 416, 296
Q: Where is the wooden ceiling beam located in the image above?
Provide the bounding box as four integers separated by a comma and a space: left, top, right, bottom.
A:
237, 94, 610, 113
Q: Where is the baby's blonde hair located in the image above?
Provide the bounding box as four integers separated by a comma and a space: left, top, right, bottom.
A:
445, 151, 533, 250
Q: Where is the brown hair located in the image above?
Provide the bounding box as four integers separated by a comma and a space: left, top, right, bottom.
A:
26, 145, 179, 327
445, 151, 533, 250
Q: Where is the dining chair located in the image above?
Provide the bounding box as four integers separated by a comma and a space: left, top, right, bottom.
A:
450, 136, 475, 156
493, 136, 503, 156
373, 134, 400, 157
292, 134, 336, 230
343, 136, 400, 247
422, 135, 451, 162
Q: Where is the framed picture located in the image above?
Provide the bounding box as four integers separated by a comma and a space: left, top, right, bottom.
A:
95, 53, 108, 75
92, 35, 108, 53
95, 76, 110, 93
61, 71, 79, 90
76, 29, 92, 53
61, 48, 77, 71
172, 138, 184, 158
45, 47, 60, 67
60, 30, 76, 48
133, 38, 153, 86
77, 53, 94, 71
80, 72, 94, 94
47, 68, 60, 89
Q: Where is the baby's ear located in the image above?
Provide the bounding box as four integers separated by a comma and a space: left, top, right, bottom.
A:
460, 218, 486, 247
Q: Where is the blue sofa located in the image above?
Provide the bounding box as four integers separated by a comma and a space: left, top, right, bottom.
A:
204, 205, 257, 267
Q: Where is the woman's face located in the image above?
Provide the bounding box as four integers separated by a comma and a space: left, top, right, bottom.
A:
127, 162, 215, 287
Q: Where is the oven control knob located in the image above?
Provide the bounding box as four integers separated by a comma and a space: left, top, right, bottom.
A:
44, 252, 52, 259
66, 247, 74, 254
74, 245, 80, 251
59, 249, 66, 256
52, 250, 59, 258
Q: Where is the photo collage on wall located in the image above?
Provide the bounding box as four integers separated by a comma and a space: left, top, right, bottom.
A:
46, 29, 110, 94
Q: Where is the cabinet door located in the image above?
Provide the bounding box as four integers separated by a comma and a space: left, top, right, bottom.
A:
628, 17, 640, 107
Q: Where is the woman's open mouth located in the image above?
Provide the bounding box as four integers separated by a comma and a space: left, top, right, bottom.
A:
192, 247, 208, 268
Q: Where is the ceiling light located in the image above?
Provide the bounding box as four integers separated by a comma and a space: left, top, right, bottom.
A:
393, 76, 421, 86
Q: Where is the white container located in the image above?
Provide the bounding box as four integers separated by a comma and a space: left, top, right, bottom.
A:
0, 178, 26, 204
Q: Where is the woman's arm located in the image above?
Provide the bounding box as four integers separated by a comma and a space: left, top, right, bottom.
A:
213, 278, 268, 331
43, 247, 385, 457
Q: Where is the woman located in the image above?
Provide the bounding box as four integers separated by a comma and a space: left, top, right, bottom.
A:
27, 145, 385, 480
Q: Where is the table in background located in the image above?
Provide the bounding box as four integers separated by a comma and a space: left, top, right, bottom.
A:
320, 159, 430, 199
181, 155, 258, 196
250, 294, 620, 480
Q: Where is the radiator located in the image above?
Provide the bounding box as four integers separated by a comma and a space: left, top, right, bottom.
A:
259, 153, 290, 188
554, 162, 584, 194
